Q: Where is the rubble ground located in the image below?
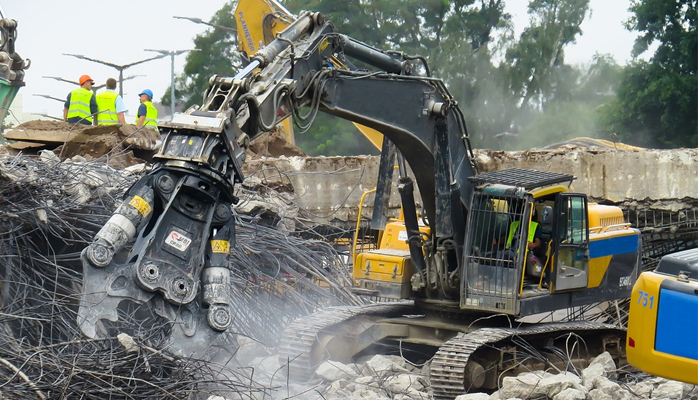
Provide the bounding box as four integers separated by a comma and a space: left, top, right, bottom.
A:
2, 120, 161, 168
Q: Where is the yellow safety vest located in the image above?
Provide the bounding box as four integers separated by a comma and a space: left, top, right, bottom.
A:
96, 90, 119, 125
137, 101, 158, 129
505, 221, 538, 250
66, 88, 94, 123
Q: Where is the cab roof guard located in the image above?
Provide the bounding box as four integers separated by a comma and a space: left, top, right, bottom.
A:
469, 168, 575, 191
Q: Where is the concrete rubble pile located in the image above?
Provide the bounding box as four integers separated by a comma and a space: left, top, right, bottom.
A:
214, 350, 695, 400
1, 120, 162, 168
0, 148, 357, 398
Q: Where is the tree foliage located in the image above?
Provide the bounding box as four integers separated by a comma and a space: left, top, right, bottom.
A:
516, 54, 622, 149
503, 0, 589, 113
597, 0, 697, 148
281, 0, 514, 152
282, 0, 594, 151
173, 0, 678, 153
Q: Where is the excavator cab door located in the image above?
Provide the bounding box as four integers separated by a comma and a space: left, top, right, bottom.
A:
551, 193, 590, 291
460, 192, 529, 315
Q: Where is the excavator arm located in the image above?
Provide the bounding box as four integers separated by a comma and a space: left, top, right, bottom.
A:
77, 11, 477, 356
0, 8, 30, 126
234, 0, 386, 150
237, 12, 477, 230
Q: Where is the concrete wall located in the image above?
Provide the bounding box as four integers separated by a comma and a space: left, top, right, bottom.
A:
475, 148, 698, 208
240, 148, 698, 225
241, 156, 386, 225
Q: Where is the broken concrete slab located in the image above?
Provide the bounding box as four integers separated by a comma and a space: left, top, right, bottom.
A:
2, 120, 162, 168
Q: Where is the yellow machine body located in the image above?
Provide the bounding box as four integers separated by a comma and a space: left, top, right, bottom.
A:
585, 203, 636, 288
461, 177, 641, 316
626, 249, 698, 384
234, 0, 293, 58
353, 219, 430, 299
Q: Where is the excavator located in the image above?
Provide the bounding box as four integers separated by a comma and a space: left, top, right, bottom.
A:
76, 9, 643, 399
0, 6, 29, 127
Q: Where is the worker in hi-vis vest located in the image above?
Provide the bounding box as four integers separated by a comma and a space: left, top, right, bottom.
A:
494, 209, 543, 262
64, 74, 99, 125
505, 219, 541, 252
95, 78, 126, 125
136, 89, 158, 130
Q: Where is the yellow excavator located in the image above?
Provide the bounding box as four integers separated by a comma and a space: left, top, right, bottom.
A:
77, 10, 644, 399
233, 0, 384, 149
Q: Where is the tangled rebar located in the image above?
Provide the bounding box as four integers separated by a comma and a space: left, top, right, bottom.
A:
0, 152, 364, 398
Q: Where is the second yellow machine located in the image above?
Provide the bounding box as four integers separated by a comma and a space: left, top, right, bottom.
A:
627, 248, 698, 384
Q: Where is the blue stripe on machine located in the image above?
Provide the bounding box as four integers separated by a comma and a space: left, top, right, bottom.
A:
589, 234, 638, 258
656, 288, 698, 360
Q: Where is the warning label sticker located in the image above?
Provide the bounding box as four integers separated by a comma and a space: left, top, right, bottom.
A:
129, 195, 152, 217
166, 230, 192, 252
210, 240, 230, 254
398, 230, 408, 241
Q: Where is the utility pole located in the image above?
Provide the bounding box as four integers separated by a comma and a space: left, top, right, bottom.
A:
144, 49, 192, 120
32, 93, 65, 103
62, 53, 165, 97
42, 76, 105, 93
173, 16, 237, 34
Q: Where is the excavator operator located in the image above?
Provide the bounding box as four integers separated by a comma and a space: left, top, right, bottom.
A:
494, 205, 542, 265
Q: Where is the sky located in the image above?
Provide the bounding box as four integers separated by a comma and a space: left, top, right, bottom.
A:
4, 0, 642, 121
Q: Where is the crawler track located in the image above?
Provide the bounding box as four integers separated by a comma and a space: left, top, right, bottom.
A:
280, 305, 625, 400
430, 321, 625, 400
278, 301, 416, 381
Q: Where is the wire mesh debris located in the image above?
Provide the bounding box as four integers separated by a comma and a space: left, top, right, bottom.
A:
0, 152, 364, 398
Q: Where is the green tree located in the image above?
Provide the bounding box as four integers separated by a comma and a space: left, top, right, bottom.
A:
514, 54, 623, 149
598, 0, 697, 148
281, 0, 511, 153
281, 0, 451, 54
492, 0, 590, 149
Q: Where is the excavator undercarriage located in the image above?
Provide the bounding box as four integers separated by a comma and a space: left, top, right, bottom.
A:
278, 302, 626, 399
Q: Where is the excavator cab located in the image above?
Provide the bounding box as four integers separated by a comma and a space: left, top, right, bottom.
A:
460, 170, 562, 315
351, 168, 641, 318
460, 168, 641, 317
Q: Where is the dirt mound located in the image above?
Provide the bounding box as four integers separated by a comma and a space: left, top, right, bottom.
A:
248, 126, 306, 158
2, 120, 161, 168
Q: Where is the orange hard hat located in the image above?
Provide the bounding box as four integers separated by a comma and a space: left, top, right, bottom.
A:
79, 74, 94, 85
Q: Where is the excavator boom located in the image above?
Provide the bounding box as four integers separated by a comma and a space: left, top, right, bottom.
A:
234, 0, 385, 150
78, 9, 477, 356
